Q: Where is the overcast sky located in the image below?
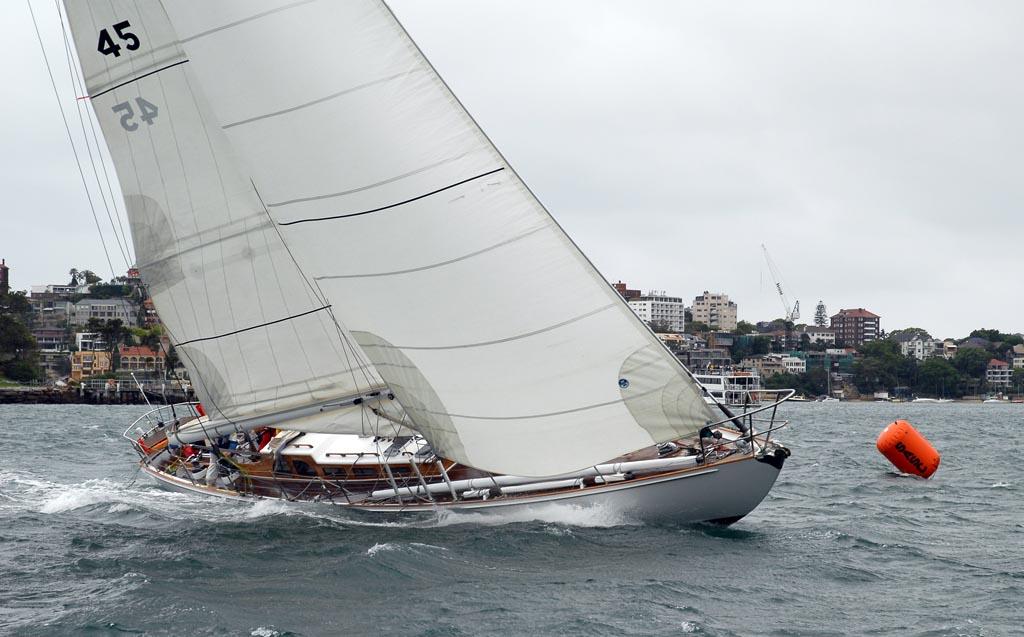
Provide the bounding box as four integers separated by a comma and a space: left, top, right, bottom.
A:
3, 1, 1022, 340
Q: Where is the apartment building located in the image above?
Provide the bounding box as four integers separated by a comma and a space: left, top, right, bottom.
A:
691, 291, 738, 332
830, 308, 880, 347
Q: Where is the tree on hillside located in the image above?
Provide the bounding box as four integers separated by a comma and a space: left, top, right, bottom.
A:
0, 315, 41, 382
79, 269, 102, 285
0, 291, 33, 322
888, 327, 931, 341
649, 320, 676, 334
1013, 369, 1024, 394
734, 320, 756, 335
814, 301, 828, 327
968, 329, 1023, 347
686, 321, 710, 335
953, 347, 992, 378
915, 358, 961, 397
854, 340, 918, 394
68, 268, 79, 285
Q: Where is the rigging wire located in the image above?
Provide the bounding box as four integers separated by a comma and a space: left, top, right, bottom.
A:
26, 0, 116, 279
251, 180, 384, 401
54, 0, 134, 270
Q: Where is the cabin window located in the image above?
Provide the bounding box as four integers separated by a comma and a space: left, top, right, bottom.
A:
350, 467, 378, 479
321, 466, 348, 478
291, 459, 317, 477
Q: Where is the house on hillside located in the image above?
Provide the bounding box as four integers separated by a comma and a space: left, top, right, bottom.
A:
986, 359, 1012, 388
117, 345, 165, 373
70, 298, 139, 327
1009, 344, 1024, 370
892, 332, 942, 360
70, 350, 111, 381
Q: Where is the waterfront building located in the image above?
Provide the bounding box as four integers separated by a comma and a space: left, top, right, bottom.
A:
742, 354, 805, 378
117, 345, 166, 373
986, 359, 1012, 388
830, 308, 880, 347
70, 298, 139, 327
628, 291, 685, 332
691, 291, 737, 332
678, 347, 731, 371
656, 333, 687, 352
70, 350, 112, 381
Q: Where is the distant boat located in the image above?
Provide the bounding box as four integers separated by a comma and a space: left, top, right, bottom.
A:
693, 369, 764, 408
912, 397, 953, 404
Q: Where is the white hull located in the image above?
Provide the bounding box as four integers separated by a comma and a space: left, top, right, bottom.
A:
141, 453, 784, 525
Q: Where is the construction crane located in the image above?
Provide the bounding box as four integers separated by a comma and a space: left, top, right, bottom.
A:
761, 244, 800, 323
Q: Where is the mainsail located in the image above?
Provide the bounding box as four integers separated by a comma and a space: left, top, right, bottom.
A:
64, 0, 719, 476
60, 1, 385, 435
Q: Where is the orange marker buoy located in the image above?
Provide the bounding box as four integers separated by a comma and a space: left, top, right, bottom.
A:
876, 420, 940, 478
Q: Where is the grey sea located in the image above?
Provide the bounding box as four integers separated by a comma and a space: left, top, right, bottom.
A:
0, 402, 1021, 636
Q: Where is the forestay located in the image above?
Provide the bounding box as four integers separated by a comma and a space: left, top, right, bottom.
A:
61, 1, 385, 431
155, 0, 720, 476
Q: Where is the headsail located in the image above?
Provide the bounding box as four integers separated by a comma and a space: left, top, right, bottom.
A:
60, 1, 385, 433
66, 0, 719, 476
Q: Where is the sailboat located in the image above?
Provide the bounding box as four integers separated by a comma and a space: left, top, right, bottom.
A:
61, 0, 792, 524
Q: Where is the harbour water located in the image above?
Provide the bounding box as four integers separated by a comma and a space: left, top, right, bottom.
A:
0, 402, 1020, 636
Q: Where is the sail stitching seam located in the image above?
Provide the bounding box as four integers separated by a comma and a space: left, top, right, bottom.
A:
431, 383, 670, 421
315, 224, 549, 280
89, 59, 190, 99
278, 167, 505, 225
175, 304, 332, 346
362, 303, 617, 351
265, 151, 477, 208
223, 70, 423, 129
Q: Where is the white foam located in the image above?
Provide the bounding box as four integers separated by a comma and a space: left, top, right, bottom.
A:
366, 541, 446, 557
366, 542, 398, 556
241, 498, 292, 519
428, 501, 638, 528
250, 628, 282, 637
680, 621, 700, 633
991, 482, 1011, 489
38, 479, 133, 514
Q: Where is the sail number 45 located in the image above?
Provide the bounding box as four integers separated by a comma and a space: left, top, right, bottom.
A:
97, 21, 140, 57
112, 98, 159, 131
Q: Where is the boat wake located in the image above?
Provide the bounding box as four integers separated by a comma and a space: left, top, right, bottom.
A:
1, 468, 640, 531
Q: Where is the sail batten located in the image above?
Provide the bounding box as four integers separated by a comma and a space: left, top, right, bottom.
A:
277, 168, 506, 225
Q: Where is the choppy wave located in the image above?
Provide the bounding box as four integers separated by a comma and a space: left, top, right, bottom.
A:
1, 402, 1022, 636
